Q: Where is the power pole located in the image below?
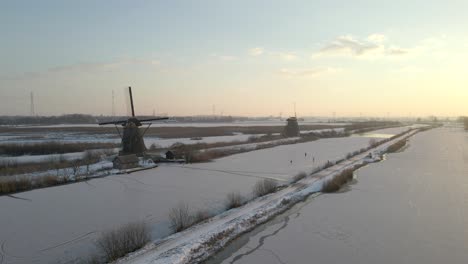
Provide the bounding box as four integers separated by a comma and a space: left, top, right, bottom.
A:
293, 102, 297, 118
30, 92, 35, 116
112, 90, 116, 117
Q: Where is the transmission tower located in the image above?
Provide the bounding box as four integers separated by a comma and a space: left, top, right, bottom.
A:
112, 90, 116, 117
30, 92, 35, 116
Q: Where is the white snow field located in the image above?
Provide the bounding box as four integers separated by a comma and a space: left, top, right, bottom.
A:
0, 127, 408, 264
13, 121, 348, 129
119, 129, 419, 264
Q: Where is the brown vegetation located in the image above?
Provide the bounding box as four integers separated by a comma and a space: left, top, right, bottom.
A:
94, 222, 150, 263
292, 172, 307, 183
0, 142, 118, 156
0, 151, 102, 176
0, 174, 67, 194
252, 179, 278, 197
169, 203, 193, 232
225, 192, 244, 209
0, 124, 343, 139
386, 139, 407, 153
321, 165, 365, 193
168, 203, 215, 233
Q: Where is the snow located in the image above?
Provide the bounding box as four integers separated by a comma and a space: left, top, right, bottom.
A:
145, 134, 258, 148
0, 126, 410, 264
210, 126, 467, 264
120, 129, 419, 264
14, 121, 347, 128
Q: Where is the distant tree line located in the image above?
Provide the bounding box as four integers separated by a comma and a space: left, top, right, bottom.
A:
344, 121, 401, 132
0, 114, 241, 126
464, 117, 468, 131
0, 114, 98, 126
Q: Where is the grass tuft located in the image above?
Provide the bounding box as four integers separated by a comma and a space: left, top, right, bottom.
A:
94, 222, 150, 263
252, 179, 278, 197
225, 191, 244, 209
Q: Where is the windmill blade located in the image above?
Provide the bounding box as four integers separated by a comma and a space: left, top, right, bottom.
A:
98, 119, 128, 125
124, 86, 132, 117
138, 117, 170, 123
128, 86, 136, 117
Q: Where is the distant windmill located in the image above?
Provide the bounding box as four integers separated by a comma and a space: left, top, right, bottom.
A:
99, 87, 168, 156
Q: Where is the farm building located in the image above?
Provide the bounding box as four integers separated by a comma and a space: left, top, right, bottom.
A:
113, 154, 139, 170
165, 150, 175, 160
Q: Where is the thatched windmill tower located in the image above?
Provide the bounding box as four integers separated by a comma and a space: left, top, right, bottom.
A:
283, 103, 300, 137
283, 117, 299, 137
99, 87, 168, 156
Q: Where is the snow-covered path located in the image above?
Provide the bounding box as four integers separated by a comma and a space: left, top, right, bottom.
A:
120, 129, 419, 264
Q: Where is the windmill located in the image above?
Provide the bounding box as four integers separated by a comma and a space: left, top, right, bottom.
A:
99, 87, 168, 156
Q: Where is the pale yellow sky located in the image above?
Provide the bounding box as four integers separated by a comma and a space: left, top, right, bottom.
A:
1, 1, 467, 117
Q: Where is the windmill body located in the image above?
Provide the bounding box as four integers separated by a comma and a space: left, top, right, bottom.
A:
121, 119, 147, 155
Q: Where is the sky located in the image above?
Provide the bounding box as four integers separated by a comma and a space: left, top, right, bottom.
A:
1, 0, 467, 117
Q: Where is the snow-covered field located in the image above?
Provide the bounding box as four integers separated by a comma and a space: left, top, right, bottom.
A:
11, 121, 348, 128
207, 127, 468, 264
0, 128, 343, 146
0, 127, 408, 264
119, 129, 419, 264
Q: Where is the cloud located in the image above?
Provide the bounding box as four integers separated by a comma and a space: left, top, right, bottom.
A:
314, 34, 410, 59
2, 58, 161, 80
397, 66, 424, 73
249, 47, 264, 56
49, 58, 160, 73
316, 35, 382, 57
367, 33, 387, 43
386, 46, 409, 56
278, 67, 339, 78
211, 54, 237, 61
248, 47, 298, 61
274, 52, 298, 61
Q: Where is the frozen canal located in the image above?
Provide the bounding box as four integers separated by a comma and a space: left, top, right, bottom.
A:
207, 127, 468, 264
0, 127, 408, 264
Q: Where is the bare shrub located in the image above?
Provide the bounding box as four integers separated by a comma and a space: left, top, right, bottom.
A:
192, 209, 212, 224
225, 192, 243, 209
368, 138, 378, 148
247, 135, 259, 142
386, 139, 407, 153
0, 180, 17, 194
16, 176, 33, 191
95, 222, 150, 262
252, 179, 278, 197
321, 165, 364, 193
168, 203, 192, 232
0, 141, 119, 156
292, 172, 307, 183
38, 175, 60, 187
71, 160, 81, 177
